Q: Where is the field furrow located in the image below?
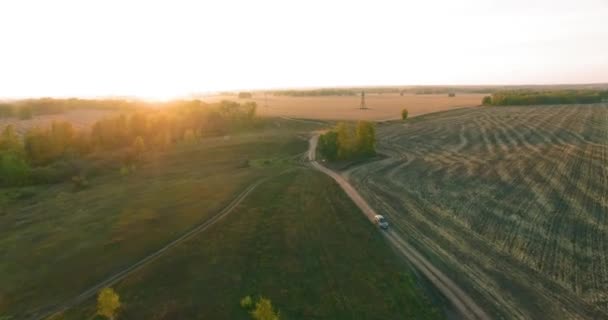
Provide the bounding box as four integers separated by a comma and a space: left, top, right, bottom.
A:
349, 104, 608, 319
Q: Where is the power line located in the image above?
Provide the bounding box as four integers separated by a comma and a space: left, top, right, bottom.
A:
360, 90, 367, 110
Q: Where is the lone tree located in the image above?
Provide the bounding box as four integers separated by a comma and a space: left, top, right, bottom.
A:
251, 297, 280, 320
401, 108, 408, 120
97, 288, 120, 320
482, 96, 492, 105
240, 295, 253, 309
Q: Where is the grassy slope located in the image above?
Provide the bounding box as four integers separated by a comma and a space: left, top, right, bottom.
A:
0, 120, 311, 317
65, 169, 440, 320
0, 118, 441, 319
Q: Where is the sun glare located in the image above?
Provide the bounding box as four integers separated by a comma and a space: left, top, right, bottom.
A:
1, 0, 607, 99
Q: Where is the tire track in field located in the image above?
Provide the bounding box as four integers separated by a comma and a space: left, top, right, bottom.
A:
357, 174, 527, 319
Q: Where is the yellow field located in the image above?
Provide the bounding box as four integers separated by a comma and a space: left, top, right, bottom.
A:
202, 93, 486, 120
0, 94, 485, 135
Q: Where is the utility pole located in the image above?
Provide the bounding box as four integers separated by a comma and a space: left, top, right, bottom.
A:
360, 90, 367, 109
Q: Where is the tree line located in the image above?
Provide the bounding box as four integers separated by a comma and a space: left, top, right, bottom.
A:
318, 121, 376, 161
0, 100, 258, 187
482, 90, 608, 106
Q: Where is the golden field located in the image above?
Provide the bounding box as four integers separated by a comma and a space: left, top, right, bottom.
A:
202, 93, 486, 120
0, 94, 485, 135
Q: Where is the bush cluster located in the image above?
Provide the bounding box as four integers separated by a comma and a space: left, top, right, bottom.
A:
240, 296, 280, 320
318, 121, 376, 161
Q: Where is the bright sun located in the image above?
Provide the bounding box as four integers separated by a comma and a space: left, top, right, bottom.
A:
1, 0, 607, 99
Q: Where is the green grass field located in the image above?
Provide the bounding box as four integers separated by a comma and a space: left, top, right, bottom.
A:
0, 118, 440, 319
349, 104, 608, 319
62, 169, 441, 320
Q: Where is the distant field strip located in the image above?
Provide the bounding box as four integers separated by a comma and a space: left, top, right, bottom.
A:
349, 104, 608, 319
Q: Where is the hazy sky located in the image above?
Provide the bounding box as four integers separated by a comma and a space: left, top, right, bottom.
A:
1, 0, 607, 99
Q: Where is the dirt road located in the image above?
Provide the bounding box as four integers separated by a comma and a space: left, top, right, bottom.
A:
308, 134, 491, 320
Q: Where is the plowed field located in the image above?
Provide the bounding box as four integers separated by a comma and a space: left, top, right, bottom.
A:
348, 104, 608, 319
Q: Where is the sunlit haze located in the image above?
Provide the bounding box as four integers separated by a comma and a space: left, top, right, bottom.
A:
1, 0, 607, 99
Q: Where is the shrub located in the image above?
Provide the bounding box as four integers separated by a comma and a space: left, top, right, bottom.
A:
28, 160, 79, 184
71, 174, 89, 191
120, 165, 131, 176
97, 288, 120, 320
240, 295, 253, 309
482, 96, 492, 105
401, 108, 408, 120
0, 153, 30, 186
251, 297, 279, 320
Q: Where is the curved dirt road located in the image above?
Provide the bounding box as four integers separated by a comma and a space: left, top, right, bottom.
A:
308, 134, 491, 320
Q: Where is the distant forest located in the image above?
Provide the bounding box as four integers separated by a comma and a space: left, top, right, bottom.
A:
483, 90, 608, 106
262, 84, 608, 97
268, 87, 481, 96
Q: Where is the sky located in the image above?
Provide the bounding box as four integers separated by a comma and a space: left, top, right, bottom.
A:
1, 0, 607, 99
